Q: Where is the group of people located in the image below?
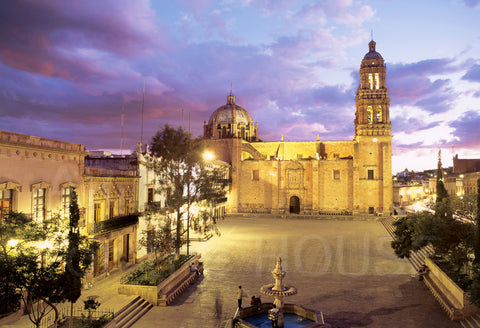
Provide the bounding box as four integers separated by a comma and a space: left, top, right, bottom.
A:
236, 286, 280, 327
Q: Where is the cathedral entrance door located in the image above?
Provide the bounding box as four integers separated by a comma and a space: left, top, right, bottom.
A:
289, 196, 300, 214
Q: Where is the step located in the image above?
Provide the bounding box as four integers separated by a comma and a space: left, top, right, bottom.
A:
461, 314, 480, 328
118, 300, 152, 328
122, 302, 153, 328
112, 296, 144, 324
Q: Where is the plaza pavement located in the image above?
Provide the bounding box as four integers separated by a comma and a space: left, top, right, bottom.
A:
133, 215, 461, 328
2, 215, 462, 328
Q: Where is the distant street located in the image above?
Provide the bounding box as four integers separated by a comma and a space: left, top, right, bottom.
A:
133, 215, 460, 328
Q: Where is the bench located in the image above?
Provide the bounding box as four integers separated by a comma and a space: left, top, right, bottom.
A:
158, 262, 203, 306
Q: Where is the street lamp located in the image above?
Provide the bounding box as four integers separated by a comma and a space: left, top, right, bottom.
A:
7, 239, 19, 247
203, 151, 214, 161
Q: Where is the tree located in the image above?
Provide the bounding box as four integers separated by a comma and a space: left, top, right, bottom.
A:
468, 179, 480, 305
0, 211, 30, 315
150, 124, 201, 254
138, 219, 174, 263
435, 150, 450, 218
474, 179, 480, 265
62, 188, 97, 328
0, 211, 67, 327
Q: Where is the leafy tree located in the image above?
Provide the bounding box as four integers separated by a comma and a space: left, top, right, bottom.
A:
0, 211, 67, 327
0, 211, 30, 314
391, 216, 415, 258
62, 188, 97, 328
469, 179, 480, 305
150, 124, 198, 253
469, 264, 480, 307
474, 178, 480, 265
138, 219, 174, 262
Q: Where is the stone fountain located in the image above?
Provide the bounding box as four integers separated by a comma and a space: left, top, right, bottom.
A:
260, 257, 298, 328
234, 257, 324, 328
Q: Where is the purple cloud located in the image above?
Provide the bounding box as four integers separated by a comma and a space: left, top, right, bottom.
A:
462, 64, 480, 82
387, 59, 460, 113
0, 0, 165, 81
462, 0, 480, 8
450, 111, 480, 148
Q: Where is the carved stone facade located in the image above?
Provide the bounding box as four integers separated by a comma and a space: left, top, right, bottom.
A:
204, 41, 393, 215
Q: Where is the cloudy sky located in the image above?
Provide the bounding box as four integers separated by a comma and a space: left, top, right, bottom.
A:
1, 0, 479, 173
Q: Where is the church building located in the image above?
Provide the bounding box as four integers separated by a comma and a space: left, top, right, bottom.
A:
203, 40, 392, 215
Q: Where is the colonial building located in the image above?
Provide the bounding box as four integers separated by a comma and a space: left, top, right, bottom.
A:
203, 40, 393, 215
0, 130, 85, 220
83, 153, 139, 278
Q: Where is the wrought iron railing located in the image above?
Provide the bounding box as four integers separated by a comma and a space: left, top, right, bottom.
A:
94, 214, 138, 235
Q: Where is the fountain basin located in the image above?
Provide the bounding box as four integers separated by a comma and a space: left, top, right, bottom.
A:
261, 283, 297, 297
235, 303, 325, 328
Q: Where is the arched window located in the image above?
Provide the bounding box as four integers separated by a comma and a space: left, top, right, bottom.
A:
368, 74, 373, 89
367, 106, 373, 124
375, 73, 380, 89
376, 106, 382, 122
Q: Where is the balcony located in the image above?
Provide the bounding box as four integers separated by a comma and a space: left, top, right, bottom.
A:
93, 214, 139, 235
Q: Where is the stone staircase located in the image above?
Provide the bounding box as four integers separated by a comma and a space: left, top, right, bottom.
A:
104, 296, 153, 328
380, 216, 434, 271
381, 216, 480, 327
462, 314, 480, 328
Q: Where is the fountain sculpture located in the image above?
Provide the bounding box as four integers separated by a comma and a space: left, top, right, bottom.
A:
237, 257, 324, 328
260, 257, 298, 328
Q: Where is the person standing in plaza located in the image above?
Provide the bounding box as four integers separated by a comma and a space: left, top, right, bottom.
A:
237, 285, 245, 309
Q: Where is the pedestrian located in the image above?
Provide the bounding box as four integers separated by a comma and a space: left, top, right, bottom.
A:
268, 304, 279, 328
237, 285, 245, 309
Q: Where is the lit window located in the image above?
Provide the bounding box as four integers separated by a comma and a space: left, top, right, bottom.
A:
62, 187, 71, 218
33, 188, 46, 221
367, 106, 373, 124
368, 74, 373, 89
0, 189, 13, 219
375, 73, 379, 89
376, 106, 382, 122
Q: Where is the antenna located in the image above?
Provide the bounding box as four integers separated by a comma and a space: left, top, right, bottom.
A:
120, 103, 125, 156
140, 79, 145, 144
371, 29, 373, 41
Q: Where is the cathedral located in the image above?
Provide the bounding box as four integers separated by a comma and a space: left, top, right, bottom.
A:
203, 40, 392, 215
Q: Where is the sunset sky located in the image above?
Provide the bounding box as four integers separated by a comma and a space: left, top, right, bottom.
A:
1, 0, 479, 173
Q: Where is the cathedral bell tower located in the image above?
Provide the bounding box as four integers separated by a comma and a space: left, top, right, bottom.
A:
354, 40, 391, 137
353, 40, 392, 215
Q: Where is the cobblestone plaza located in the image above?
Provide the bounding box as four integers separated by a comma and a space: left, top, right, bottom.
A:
134, 215, 460, 328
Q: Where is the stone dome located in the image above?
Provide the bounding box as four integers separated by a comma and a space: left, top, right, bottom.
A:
361, 40, 384, 68
204, 91, 258, 142
208, 91, 254, 126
